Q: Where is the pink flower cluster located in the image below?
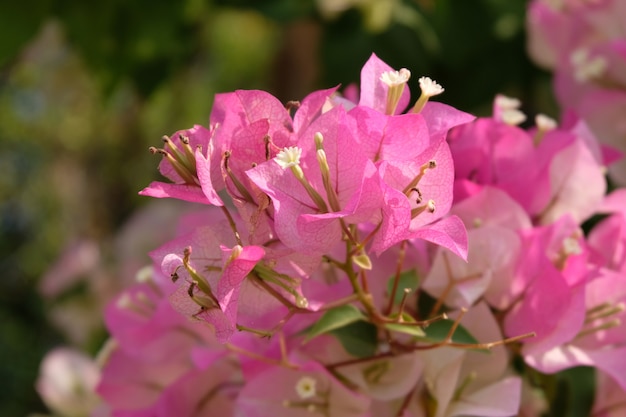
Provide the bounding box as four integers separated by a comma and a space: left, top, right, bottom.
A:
39, 54, 626, 417
527, 0, 626, 185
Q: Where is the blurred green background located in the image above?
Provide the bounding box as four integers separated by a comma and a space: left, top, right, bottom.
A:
1, 0, 561, 415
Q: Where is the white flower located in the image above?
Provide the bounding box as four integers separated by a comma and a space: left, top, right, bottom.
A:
295, 376, 317, 399
501, 109, 527, 126
380, 68, 411, 86
275, 146, 302, 169
495, 94, 521, 110
418, 76, 444, 97
562, 236, 582, 256
571, 48, 607, 83
535, 114, 557, 132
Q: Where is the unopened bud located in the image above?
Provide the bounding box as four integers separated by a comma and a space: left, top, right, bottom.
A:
353, 253, 373, 270
296, 294, 309, 309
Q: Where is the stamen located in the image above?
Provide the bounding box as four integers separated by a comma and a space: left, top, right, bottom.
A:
585, 302, 625, 324
181, 247, 220, 308
397, 288, 411, 316
223, 151, 254, 203
411, 199, 436, 218
178, 134, 198, 172
285, 100, 300, 118
314, 133, 341, 212
576, 319, 621, 340
275, 146, 328, 212
150, 146, 197, 184
253, 264, 309, 309
402, 160, 437, 195
264, 135, 272, 161
410, 187, 423, 204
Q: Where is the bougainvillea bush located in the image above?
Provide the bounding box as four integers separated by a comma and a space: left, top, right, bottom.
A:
34, 45, 626, 417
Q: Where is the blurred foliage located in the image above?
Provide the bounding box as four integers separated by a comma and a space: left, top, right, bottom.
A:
0, 0, 566, 416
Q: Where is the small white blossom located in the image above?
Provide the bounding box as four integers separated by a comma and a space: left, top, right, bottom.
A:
535, 114, 558, 132
380, 68, 411, 86
495, 94, 522, 111
275, 146, 302, 169
571, 48, 607, 83
295, 376, 317, 399
418, 76, 444, 97
501, 109, 527, 126
562, 236, 582, 256
116, 293, 133, 310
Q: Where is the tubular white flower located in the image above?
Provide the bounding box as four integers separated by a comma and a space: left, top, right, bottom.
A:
380, 68, 411, 87
562, 236, 582, 256
535, 114, 558, 131
501, 109, 527, 126
495, 94, 522, 110
275, 146, 302, 169
571, 48, 607, 83
295, 376, 317, 399
418, 76, 444, 97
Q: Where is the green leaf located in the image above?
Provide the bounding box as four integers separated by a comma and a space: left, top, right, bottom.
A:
305, 305, 365, 342
418, 319, 483, 348
386, 269, 420, 305
384, 322, 425, 338
330, 320, 378, 358
383, 312, 425, 338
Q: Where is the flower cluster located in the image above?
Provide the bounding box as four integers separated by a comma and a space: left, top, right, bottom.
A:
527, 0, 626, 185
36, 53, 626, 417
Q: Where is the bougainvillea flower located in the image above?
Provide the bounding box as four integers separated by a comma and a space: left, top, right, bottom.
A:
505, 215, 593, 360
135, 361, 241, 417
527, 0, 626, 184
358, 53, 411, 115
523, 268, 626, 391
371, 136, 465, 257
247, 105, 383, 255
235, 361, 371, 417
151, 211, 312, 343
592, 370, 626, 417
36, 347, 102, 417
140, 125, 219, 204
449, 187, 530, 309
416, 303, 522, 417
